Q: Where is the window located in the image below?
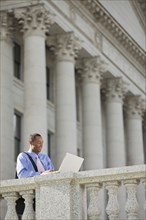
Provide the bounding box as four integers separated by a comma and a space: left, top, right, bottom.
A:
13, 42, 21, 79
46, 66, 50, 100
77, 148, 81, 157
75, 68, 80, 122
47, 131, 51, 157
13, 111, 22, 161
76, 86, 80, 122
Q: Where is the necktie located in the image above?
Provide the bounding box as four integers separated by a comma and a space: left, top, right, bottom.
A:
36, 155, 45, 173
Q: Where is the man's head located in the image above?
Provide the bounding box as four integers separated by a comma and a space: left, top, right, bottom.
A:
29, 133, 43, 154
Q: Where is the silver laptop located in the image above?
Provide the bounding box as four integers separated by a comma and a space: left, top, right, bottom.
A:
58, 153, 84, 172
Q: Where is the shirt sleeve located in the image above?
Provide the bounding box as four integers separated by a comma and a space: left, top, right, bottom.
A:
46, 155, 54, 170
16, 153, 41, 178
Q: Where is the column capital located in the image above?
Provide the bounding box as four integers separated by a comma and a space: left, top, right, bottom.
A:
103, 77, 128, 103
76, 56, 106, 84
0, 12, 14, 42
124, 95, 145, 119
47, 32, 82, 62
14, 5, 54, 38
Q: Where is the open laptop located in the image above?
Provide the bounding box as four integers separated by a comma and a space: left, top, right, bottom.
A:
42, 153, 84, 175
58, 153, 84, 172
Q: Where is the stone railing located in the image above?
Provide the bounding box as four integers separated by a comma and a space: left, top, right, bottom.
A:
0, 164, 145, 220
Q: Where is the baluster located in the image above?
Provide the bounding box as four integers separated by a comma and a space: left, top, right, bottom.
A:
20, 190, 35, 220
86, 183, 102, 220
124, 179, 139, 220
141, 178, 146, 211
2, 192, 19, 220
105, 181, 120, 220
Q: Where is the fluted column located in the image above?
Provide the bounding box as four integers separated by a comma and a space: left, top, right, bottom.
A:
14, 6, 54, 151
0, 12, 14, 179
104, 77, 127, 167
47, 33, 82, 168
77, 57, 104, 169
124, 95, 144, 165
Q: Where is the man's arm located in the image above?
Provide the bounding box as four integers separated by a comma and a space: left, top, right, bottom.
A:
46, 155, 54, 170
16, 153, 41, 178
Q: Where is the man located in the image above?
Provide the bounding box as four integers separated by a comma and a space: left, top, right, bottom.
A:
16, 133, 54, 178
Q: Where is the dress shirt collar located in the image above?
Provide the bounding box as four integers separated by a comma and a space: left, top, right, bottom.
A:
27, 149, 41, 159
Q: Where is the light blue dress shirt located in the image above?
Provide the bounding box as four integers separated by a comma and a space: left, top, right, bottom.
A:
16, 149, 54, 178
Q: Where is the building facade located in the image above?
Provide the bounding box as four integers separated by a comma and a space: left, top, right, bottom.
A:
0, 0, 146, 181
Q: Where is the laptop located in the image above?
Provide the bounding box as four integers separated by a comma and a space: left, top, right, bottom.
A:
42, 153, 84, 175
58, 153, 84, 172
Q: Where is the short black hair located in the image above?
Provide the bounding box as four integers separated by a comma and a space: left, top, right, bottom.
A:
29, 133, 42, 142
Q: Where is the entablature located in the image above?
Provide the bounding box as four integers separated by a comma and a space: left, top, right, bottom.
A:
72, 0, 146, 70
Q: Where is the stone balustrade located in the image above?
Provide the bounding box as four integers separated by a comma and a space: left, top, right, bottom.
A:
0, 164, 145, 220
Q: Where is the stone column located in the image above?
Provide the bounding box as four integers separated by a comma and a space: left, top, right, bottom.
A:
47, 33, 82, 168
124, 95, 144, 165
14, 6, 54, 152
0, 12, 14, 179
77, 57, 104, 169
104, 77, 127, 168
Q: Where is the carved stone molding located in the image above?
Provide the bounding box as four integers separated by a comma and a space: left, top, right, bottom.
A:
102, 77, 128, 103
76, 56, 106, 84
132, 0, 146, 29
47, 32, 82, 61
124, 95, 145, 119
0, 12, 14, 41
14, 4, 54, 37
80, 0, 146, 68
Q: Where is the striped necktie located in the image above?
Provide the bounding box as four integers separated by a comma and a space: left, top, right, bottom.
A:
36, 155, 45, 173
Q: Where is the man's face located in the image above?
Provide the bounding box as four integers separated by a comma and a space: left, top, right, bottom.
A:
30, 136, 43, 154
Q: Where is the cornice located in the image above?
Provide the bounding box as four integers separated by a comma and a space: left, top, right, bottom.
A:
131, 0, 146, 31
79, 0, 146, 69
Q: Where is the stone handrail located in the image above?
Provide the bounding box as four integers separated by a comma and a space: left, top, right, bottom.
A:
0, 164, 146, 220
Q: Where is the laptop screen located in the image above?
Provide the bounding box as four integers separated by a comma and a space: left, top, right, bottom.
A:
58, 153, 84, 172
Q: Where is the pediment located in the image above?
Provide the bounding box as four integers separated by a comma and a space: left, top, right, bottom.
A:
98, 0, 145, 50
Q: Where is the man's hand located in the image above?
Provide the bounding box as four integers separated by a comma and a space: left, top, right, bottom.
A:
41, 170, 59, 175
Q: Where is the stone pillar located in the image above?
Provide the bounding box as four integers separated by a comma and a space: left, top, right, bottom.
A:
47, 33, 82, 168
124, 95, 144, 165
104, 77, 127, 168
14, 6, 54, 152
77, 57, 104, 169
0, 12, 14, 179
